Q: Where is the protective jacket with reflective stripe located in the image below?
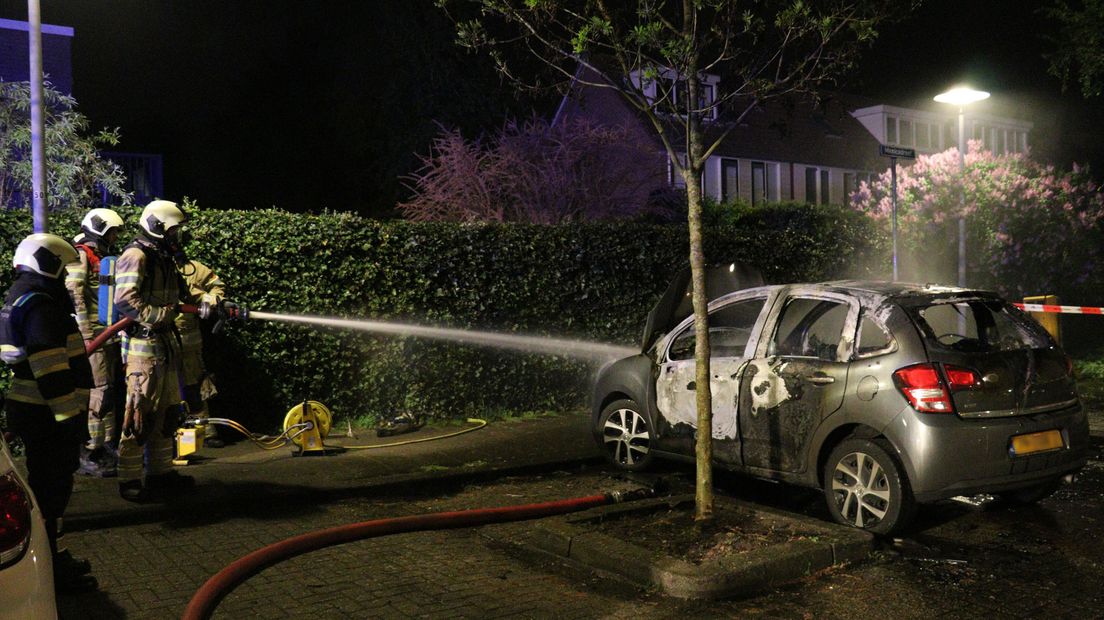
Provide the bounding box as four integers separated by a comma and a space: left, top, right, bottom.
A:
65, 239, 109, 340
114, 237, 186, 363
1, 272, 93, 422
176, 260, 225, 353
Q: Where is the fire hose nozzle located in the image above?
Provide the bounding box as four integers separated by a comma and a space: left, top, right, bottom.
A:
194, 299, 249, 333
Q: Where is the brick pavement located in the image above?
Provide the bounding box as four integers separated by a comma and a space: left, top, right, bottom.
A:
51, 411, 1104, 619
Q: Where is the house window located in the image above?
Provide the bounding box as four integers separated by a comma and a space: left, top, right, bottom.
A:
916, 122, 930, 149
751, 161, 778, 206
721, 159, 739, 202
657, 76, 717, 119
899, 119, 913, 147
820, 170, 830, 204
843, 173, 855, 200
669, 154, 686, 188
805, 167, 818, 204
944, 121, 957, 151
886, 116, 897, 143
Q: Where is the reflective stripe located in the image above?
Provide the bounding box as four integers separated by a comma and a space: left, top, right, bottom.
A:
66, 332, 85, 354
46, 394, 80, 422
9, 380, 83, 421
27, 348, 69, 377
1, 343, 26, 364
115, 271, 140, 288
8, 379, 46, 403
123, 338, 162, 359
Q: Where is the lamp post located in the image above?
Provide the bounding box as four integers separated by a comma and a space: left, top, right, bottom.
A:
934, 86, 989, 287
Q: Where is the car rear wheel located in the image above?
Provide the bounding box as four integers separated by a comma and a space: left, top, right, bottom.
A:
598, 399, 653, 471
824, 438, 915, 535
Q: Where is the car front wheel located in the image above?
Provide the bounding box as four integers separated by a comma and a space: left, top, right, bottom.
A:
598, 399, 653, 471
823, 438, 915, 535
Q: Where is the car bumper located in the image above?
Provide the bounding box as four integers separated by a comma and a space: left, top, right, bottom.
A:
885, 402, 1090, 503
0, 510, 56, 620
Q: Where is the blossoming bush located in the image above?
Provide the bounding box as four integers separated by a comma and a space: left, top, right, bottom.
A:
850, 141, 1104, 302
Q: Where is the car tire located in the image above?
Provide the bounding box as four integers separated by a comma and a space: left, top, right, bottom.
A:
998, 479, 1061, 506
598, 399, 653, 471
823, 438, 915, 535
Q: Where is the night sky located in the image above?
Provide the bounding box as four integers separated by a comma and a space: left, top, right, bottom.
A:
0, 0, 1100, 217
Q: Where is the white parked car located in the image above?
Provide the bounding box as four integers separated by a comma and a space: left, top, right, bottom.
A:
0, 433, 56, 619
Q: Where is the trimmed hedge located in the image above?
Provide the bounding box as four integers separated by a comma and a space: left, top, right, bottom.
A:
0, 202, 885, 431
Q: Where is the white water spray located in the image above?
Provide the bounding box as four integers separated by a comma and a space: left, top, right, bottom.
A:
248, 311, 638, 361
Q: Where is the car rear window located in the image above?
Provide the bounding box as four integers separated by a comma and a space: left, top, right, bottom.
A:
911, 299, 1051, 352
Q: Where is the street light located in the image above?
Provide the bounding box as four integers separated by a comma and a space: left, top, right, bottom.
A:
934, 86, 990, 287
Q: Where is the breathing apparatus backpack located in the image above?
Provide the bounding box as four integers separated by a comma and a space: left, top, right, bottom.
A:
76, 243, 122, 328
98, 255, 121, 327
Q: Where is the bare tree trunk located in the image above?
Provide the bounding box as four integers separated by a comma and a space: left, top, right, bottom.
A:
685, 143, 713, 521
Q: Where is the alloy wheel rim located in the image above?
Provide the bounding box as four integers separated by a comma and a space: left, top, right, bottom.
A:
602, 408, 650, 466
831, 451, 892, 528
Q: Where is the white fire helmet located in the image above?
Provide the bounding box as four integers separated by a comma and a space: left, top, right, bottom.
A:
80, 208, 125, 238
12, 233, 79, 279
139, 200, 186, 239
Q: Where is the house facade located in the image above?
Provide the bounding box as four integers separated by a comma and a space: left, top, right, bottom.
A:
1, 18, 164, 205
0, 17, 73, 94
555, 67, 1033, 209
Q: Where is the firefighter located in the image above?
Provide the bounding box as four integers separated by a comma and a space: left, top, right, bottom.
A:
177, 258, 226, 448
66, 208, 125, 477
114, 200, 193, 502
1, 233, 98, 592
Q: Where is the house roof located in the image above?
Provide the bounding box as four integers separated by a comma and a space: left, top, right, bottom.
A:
557, 71, 889, 172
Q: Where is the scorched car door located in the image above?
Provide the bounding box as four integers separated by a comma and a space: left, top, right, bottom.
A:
739, 293, 856, 473
655, 297, 767, 466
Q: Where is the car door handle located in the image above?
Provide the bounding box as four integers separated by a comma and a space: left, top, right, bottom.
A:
807, 374, 835, 385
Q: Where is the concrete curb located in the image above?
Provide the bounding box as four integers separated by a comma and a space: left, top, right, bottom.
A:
527, 494, 875, 599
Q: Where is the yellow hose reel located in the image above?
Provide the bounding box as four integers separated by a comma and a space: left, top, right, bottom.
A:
282, 400, 332, 456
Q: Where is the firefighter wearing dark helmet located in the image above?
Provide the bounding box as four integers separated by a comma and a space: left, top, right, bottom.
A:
113, 200, 193, 502
66, 208, 125, 477
1, 233, 98, 592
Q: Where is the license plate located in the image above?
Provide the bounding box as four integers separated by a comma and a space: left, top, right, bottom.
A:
1010, 430, 1065, 456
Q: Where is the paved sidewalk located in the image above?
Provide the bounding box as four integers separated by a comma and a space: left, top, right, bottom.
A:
66, 412, 602, 531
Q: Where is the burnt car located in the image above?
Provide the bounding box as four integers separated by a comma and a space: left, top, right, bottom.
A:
592, 268, 1089, 534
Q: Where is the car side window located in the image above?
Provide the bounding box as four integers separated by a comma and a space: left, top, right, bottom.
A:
856, 313, 894, 358
769, 297, 849, 361
667, 297, 766, 362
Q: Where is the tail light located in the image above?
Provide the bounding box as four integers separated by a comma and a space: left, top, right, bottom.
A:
0, 471, 33, 568
893, 363, 981, 414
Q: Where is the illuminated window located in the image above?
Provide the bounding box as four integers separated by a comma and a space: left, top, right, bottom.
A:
752, 161, 778, 205
916, 122, 930, 149
886, 116, 897, 143
721, 159, 739, 202
899, 119, 913, 147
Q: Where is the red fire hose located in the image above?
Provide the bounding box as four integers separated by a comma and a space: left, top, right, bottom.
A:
85, 304, 201, 354
181, 488, 656, 620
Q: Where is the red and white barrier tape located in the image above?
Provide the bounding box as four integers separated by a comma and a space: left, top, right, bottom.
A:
1014, 302, 1104, 315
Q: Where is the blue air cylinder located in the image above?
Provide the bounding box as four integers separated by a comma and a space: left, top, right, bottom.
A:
98, 255, 121, 326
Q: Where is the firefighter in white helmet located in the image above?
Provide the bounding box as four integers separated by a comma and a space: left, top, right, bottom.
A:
176, 256, 226, 448
66, 208, 125, 477
113, 200, 193, 501
1, 233, 98, 591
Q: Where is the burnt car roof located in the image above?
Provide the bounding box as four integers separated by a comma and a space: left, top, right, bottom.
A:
818, 280, 1002, 305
